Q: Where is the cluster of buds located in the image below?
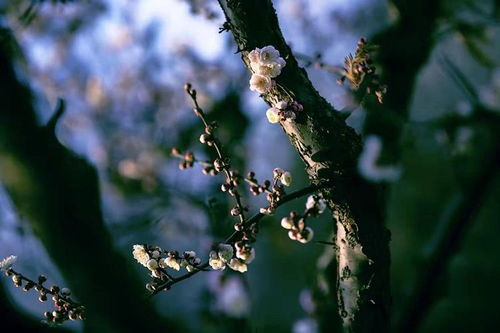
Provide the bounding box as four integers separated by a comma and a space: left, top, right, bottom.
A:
133, 245, 202, 291
337, 38, 386, 104
1, 256, 85, 324
281, 211, 314, 243
280, 195, 327, 244
160, 250, 202, 273
220, 170, 243, 198
209, 242, 255, 273
170, 148, 197, 170
245, 168, 292, 215
246, 171, 271, 196
305, 195, 327, 216
266, 100, 304, 123
248, 45, 286, 94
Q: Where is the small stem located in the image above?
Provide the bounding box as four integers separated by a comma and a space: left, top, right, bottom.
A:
151, 180, 334, 295
170, 150, 213, 167
185, 85, 247, 223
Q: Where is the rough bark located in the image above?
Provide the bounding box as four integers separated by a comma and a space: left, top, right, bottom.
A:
0, 30, 176, 333
217, 1, 390, 331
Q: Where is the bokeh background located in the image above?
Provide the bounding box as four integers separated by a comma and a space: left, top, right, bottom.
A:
0, 0, 499, 332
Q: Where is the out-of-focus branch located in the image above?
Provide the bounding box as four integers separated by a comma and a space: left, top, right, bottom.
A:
394, 135, 500, 333
0, 28, 176, 332
363, 0, 444, 155
217, 1, 390, 331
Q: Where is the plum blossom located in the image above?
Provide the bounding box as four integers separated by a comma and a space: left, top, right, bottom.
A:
228, 258, 248, 273
249, 74, 273, 94
247, 45, 286, 94
209, 251, 225, 270
281, 171, 292, 186
266, 107, 281, 123
281, 216, 294, 229
251, 62, 283, 78
163, 257, 181, 271
259, 45, 281, 64
132, 245, 149, 267
306, 195, 327, 214
235, 246, 255, 264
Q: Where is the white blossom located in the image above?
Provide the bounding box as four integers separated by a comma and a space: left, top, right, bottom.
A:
276, 101, 288, 110
184, 251, 196, 259
259, 45, 281, 65
306, 196, 316, 210
288, 230, 299, 240
236, 247, 255, 264
228, 258, 248, 273
132, 245, 149, 267
358, 135, 401, 182
249, 74, 273, 94
251, 62, 283, 78
260, 206, 275, 215
305, 195, 326, 213
266, 107, 281, 123
281, 217, 294, 229
209, 251, 226, 270
281, 171, 292, 186
163, 257, 180, 271
248, 48, 261, 63
0, 255, 17, 272
186, 265, 195, 272
273, 168, 284, 178
247, 45, 286, 93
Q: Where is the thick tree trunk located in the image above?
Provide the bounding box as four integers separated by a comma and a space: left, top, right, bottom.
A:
217, 1, 390, 331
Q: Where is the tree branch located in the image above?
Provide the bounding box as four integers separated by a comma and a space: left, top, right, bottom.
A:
217, 1, 390, 331
394, 138, 500, 332
151, 181, 334, 294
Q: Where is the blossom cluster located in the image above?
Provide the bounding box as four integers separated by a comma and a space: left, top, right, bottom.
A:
273, 167, 292, 187
133, 245, 202, 278
280, 195, 327, 243
1, 255, 85, 324
244, 168, 292, 216
248, 46, 286, 94
266, 100, 303, 124
209, 243, 255, 273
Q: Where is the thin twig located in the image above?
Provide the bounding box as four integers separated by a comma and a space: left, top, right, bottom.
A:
150, 181, 334, 295
185, 84, 247, 223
